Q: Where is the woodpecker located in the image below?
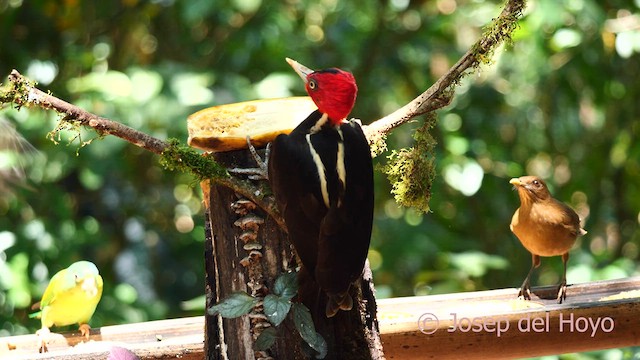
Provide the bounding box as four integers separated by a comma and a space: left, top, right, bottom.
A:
268, 58, 374, 317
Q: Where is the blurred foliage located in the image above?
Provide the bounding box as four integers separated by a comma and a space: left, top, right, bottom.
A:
0, 0, 639, 357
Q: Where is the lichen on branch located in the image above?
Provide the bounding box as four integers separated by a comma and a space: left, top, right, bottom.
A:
0, 0, 526, 224
0, 71, 284, 225
380, 114, 437, 213
0, 69, 35, 108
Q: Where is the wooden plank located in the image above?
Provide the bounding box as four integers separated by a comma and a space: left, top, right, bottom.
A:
0, 317, 205, 359
1, 277, 638, 359
378, 277, 640, 359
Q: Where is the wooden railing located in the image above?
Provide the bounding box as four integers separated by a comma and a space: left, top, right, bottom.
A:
2, 277, 638, 359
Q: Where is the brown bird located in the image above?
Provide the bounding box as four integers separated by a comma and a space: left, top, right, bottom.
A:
509, 176, 587, 303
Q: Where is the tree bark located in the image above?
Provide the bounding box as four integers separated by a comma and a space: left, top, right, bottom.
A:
203, 149, 384, 359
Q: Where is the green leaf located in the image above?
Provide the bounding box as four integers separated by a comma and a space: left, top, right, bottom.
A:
309, 332, 327, 359
291, 303, 327, 359
292, 303, 315, 343
263, 294, 291, 326
273, 271, 298, 300
254, 327, 277, 351
208, 292, 257, 318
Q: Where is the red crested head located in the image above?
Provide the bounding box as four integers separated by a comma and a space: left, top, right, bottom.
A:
286, 58, 357, 125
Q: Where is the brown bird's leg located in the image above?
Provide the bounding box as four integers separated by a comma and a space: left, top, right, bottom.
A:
557, 252, 569, 304
518, 254, 540, 300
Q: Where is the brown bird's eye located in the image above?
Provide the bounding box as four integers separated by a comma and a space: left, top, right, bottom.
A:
308, 79, 317, 90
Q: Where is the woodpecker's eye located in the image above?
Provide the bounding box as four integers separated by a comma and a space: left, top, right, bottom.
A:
308, 79, 317, 90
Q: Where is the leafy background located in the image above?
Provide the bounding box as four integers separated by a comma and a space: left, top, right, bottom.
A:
1, 0, 639, 358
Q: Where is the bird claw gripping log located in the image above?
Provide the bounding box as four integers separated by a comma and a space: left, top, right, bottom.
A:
231, 197, 273, 360
228, 137, 271, 180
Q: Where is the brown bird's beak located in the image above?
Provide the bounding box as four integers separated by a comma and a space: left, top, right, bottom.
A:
286, 57, 314, 83
509, 178, 523, 186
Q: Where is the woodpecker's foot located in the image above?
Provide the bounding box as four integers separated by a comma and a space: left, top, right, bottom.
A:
556, 280, 567, 304
228, 136, 270, 180
35, 327, 50, 353
78, 323, 91, 340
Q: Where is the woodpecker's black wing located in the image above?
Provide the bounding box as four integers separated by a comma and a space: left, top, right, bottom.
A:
269, 110, 374, 317
314, 119, 373, 315
269, 110, 327, 275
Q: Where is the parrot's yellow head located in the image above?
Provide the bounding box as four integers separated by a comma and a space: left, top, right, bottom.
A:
66, 261, 101, 297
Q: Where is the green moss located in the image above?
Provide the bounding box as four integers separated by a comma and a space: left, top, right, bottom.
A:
473, 0, 525, 65
0, 83, 10, 105
379, 1, 525, 213
0, 72, 35, 109
46, 116, 101, 153
2, 73, 228, 181
369, 132, 388, 158
381, 114, 437, 213
160, 138, 229, 180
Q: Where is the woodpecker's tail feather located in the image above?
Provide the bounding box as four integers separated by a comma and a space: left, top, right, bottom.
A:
298, 267, 354, 318
325, 292, 353, 318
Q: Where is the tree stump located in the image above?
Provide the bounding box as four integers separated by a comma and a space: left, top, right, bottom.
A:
202, 149, 384, 359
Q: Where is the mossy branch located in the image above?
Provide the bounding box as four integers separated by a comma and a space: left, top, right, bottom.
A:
0, 70, 283, 226
369, 0, 526, 211
0, 0, 526, 221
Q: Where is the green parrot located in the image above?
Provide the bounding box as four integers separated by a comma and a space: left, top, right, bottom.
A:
30, 260, 103, 352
